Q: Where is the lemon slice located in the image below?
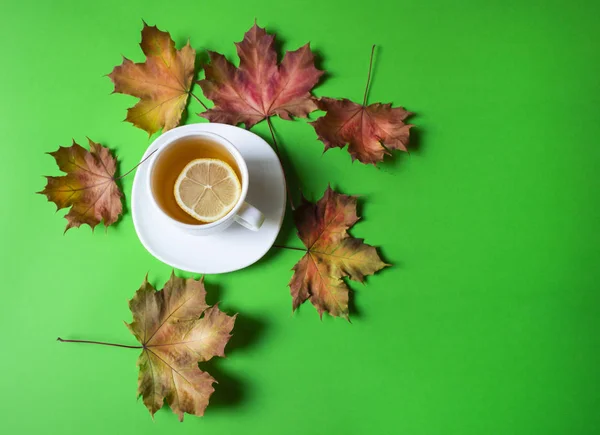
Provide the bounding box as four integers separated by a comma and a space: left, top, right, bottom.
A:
174, 158, 242, 223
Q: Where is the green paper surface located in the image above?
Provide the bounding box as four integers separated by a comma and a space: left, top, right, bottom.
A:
1, 0, 599, 433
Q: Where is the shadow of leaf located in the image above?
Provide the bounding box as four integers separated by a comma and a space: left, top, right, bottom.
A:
200, 281, 270, 409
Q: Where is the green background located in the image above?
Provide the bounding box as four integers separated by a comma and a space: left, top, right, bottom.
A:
1, 0, 599, 433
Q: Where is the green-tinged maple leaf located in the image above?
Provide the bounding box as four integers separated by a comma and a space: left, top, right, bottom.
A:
289, 187, 389, 319
127, 273, 236, 421
198, 23, 323, 128
311, 46, 413, 165
38, 138, 122, 232
108, 23, 196, 136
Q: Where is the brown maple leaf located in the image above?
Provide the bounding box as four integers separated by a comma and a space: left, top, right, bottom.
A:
38, 138, 122, 232
311, 46, 413, 165
198, 23, 323, 128
289, 187, 389, 319
108, 23, 196, 136
127, 273, 236, 421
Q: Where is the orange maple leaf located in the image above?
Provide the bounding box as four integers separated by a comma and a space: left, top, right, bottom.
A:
108, 23, 196, 135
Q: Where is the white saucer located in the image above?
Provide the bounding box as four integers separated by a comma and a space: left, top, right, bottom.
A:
131, 123, 286, 274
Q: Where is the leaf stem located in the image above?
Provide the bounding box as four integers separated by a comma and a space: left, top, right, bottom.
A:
114, 149, 157, 181
191, 92, 208, 110
266, 117, 296, 211
266, 117, 283, 159
362, 45, 376, 107
57, 337, 142, 349
273, 244, 306, 252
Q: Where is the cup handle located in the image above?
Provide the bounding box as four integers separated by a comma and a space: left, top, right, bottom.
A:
234, 202, 265, 231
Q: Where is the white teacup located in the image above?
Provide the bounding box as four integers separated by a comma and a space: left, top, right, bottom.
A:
146, 125, 265, 236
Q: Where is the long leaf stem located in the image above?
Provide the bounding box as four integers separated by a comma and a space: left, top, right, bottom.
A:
273, 244, 306, 252
114, 149, 157, 181
363, 45, 376, 107
57, 337, 142, 349
266, 117, 296, 211
190, 92, 208, 110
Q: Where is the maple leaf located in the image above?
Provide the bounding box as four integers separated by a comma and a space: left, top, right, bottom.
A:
38, 138, 122, 232
127, 273, 236, 421
311, 46, 413, 165
289, 187, 389, 319
108, 23, 196, 136
312, 98, 413, 165
198, 23, 323, 128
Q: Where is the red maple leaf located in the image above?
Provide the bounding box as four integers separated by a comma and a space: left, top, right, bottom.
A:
311, 46, 413, 165
198, 23, 323, 128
